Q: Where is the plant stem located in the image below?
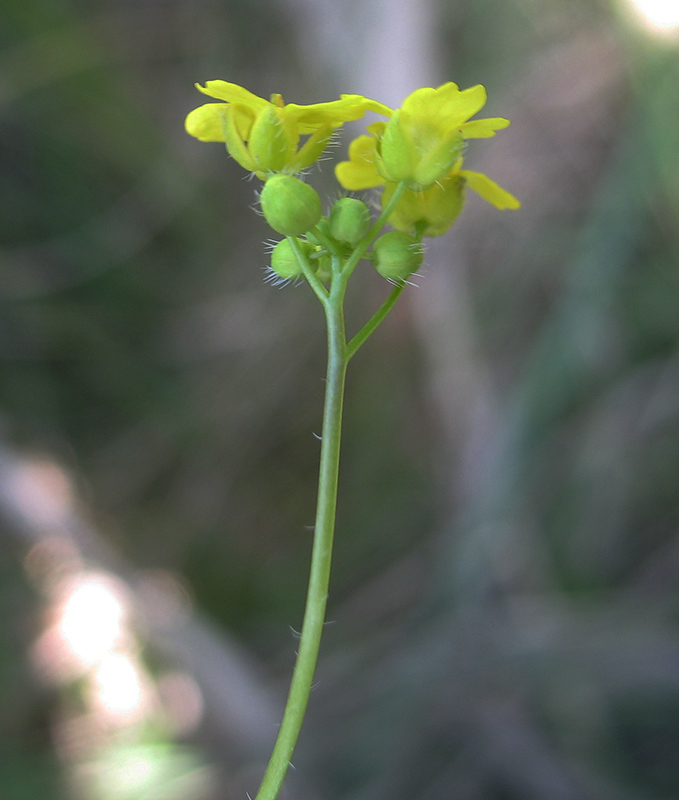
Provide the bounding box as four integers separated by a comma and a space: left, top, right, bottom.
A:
255, 183, 409, 800
254, 281, 347, 800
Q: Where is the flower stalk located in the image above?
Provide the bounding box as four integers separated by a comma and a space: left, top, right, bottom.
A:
254, 267, 347, 800
253, 179, 413, 799
185, 78, 520, 800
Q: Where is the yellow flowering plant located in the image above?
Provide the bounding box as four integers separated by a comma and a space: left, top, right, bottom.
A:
185, 79, 519, 800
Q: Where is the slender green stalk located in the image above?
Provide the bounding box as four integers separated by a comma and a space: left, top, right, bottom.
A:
287, 235, 329, 306
254, 281, 347, 800
255, 185, 409, 800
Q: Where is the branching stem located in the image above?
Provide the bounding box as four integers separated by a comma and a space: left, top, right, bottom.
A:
254, 181, 408, 800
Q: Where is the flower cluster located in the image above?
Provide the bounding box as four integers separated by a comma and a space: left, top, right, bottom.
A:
186, 80, 519, 282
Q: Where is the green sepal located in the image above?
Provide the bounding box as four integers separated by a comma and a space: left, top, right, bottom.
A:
249, 106, 296, 174
221, 106, 257, 173
291, 125, 335, 172
376, 111, 414, 183
413, 131, 464, 187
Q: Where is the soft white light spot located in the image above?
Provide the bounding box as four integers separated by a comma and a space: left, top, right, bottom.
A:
92, 654, 148, 721
624, 0, 679, 35
57, 573, 128, 669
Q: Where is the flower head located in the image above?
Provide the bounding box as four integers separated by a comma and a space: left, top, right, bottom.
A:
336, 84, 519, 237
373, 82, 511, 188
185, 80, 388, 179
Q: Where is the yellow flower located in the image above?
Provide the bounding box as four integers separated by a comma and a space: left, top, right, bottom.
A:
381, 83, 510, 187
185, 80, 389, 179
337, 122, 519, 237
336, 82, 511, 190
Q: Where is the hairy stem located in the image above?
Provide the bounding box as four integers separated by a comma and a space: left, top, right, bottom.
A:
255, 186, 409, 800
254, 281, 347, 800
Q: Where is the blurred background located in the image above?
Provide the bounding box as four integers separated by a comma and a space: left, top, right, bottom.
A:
2, 0, 679, 798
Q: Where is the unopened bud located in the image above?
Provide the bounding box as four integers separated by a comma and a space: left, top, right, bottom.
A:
329, 197, 371, 244
372, 231, 423, 282
270, 238, 314, 280
260, 175, 322, 237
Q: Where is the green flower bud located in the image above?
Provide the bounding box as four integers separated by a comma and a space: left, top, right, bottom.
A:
260, 175, 322, 236
372, 231, 423, 282
328, 197, 371, 244
270, 237, 314, 280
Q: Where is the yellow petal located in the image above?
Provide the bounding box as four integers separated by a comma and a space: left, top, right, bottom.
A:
460, 117, 510, 138
460, 169, 520, 209
286, 94, 387, 133
335, 135, 384, 190
437, 83, 487, 123
336, 160, 384, 190
366, 121, 387, 137
196, 80, 269, 111
185, 103, 227, 142
353, 96, 393, 117
227, 103, 258, 140
401, 82, 486, 127
400, 85, 440, 114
